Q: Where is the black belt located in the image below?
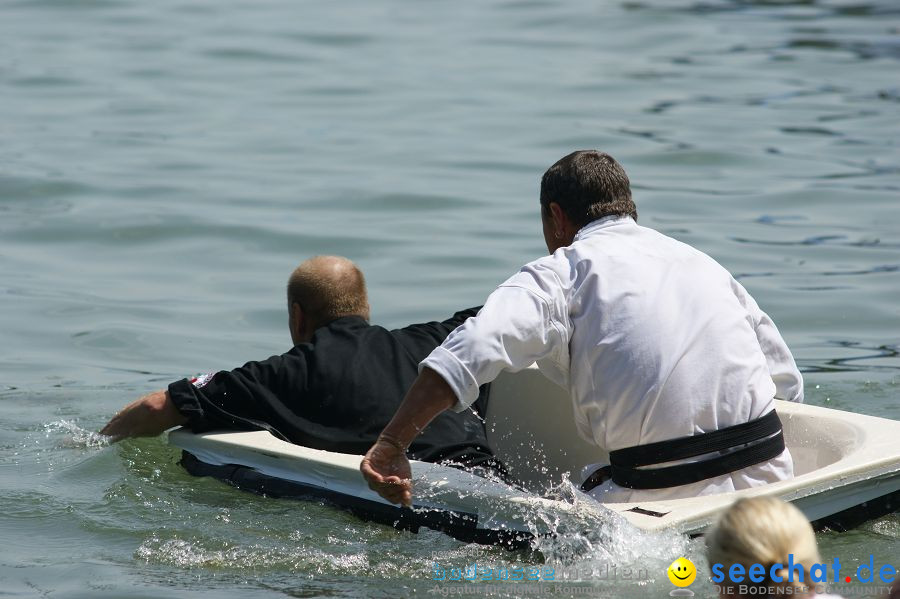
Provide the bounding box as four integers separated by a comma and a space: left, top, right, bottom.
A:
604, 410, 785, 490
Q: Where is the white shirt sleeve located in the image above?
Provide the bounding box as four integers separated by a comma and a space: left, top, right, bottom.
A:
731, 279, 804, 403
421, 264, 572, 412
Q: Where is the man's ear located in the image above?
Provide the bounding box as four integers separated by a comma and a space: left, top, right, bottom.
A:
289, 302, 305, 345
548, 202, 577, 241
548, 202, 564, 232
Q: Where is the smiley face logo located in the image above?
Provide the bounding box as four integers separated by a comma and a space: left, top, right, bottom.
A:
667, 557, 696, 587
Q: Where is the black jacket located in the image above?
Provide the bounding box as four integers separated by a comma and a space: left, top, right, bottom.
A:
168, 308, 496, 467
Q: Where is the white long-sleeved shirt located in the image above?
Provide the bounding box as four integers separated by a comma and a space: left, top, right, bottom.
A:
422, 216, 804, 502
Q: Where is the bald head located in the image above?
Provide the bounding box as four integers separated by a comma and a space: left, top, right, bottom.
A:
287, 256, 369, 342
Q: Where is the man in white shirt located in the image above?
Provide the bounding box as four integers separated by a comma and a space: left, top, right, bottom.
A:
361, 150, 803, 506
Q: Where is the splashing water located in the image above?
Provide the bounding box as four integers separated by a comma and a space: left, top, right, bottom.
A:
410, 459, 693, 595
528, 476, 691, 566
43, 419, 112, 449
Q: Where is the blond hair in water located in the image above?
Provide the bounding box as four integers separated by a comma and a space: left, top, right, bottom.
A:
706, 497, 821, 599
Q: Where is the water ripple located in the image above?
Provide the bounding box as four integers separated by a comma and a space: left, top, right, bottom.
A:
799, 342, 900, 374
730, 235, 900, 249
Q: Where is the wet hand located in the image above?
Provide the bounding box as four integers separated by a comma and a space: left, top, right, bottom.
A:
99, 390, 186, 441
360, 436, 413, 507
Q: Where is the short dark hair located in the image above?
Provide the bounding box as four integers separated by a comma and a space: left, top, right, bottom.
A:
540, 150, 637, 227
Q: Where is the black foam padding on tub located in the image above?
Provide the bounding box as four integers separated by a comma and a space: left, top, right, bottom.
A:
179, 450, 534, 550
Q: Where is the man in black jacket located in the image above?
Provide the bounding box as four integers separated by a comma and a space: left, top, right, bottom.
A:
100, 255, 498, 469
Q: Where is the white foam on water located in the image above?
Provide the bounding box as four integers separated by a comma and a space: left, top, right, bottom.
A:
43, 419, 112, 449
412, 466, 696, 594
135, 534, 374, 575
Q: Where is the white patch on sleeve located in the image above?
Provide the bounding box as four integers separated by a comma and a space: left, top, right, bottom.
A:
191, 373, 215, 388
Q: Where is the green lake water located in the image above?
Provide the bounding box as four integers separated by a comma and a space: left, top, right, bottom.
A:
1, 0, 897, 597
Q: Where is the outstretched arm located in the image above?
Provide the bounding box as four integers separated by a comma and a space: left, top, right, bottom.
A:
99, 390, 188, 442
101, 350, 307, 444
360, 368, 456, 507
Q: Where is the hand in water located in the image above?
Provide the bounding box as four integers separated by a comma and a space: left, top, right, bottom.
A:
99, 390, 186, 441
360, 436, 413, 507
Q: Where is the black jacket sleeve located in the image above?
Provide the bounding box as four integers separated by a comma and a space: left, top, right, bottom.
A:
392, 306, 491, 418
393, 306, 482, 347
168, 351, 309, 441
